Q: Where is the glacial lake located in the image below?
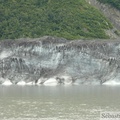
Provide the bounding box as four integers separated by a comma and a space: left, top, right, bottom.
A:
0, 85, 120, 120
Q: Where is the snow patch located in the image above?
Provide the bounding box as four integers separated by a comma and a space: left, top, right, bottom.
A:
44, 78, 58, 86
2, 79, 12, 86
17, 81, 26, 85
103, 80, 120, 86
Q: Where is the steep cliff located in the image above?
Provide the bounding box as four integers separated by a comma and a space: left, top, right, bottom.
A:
1, 36, 120, 85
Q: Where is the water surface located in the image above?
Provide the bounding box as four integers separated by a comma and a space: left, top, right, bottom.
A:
0, 85, 120, 120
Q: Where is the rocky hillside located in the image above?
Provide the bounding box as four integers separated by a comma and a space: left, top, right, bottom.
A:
86, 0, 120, 38
98, 0, 120, 10
0, 0, 113, 40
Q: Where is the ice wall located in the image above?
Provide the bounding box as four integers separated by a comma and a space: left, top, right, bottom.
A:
0, 36, 120, 85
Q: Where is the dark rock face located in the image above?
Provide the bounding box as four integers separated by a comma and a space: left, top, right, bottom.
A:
0, 36, 120, 85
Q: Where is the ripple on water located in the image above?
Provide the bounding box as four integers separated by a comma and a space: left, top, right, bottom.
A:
0, 85, 120, 120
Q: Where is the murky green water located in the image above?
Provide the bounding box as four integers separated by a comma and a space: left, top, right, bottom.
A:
0, 85, 120, 120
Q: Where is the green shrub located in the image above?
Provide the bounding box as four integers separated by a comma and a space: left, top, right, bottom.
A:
97, 0, 120, 10
0, 0, 113, 40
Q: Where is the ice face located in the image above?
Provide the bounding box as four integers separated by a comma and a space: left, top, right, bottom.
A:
0, 37, 120, 85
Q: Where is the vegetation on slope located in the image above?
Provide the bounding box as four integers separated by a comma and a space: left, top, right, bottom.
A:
98, 0, 120, 10
0, 0, 112, 40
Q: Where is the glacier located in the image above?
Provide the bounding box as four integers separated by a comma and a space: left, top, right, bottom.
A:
0, 36, 120, 85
